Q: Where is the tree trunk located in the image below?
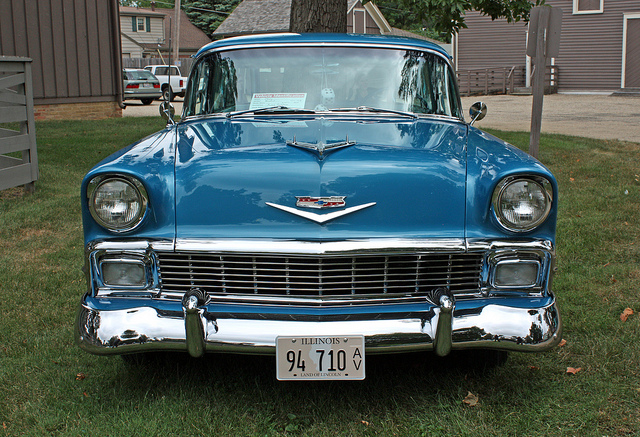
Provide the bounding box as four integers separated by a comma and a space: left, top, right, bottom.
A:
289, 0, 347, 33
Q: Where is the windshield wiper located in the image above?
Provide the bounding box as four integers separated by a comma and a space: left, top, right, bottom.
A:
328, 106, 418, 119
226, 106, 316, 118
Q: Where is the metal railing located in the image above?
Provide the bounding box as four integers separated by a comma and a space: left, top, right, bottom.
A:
0, 56, 38, 193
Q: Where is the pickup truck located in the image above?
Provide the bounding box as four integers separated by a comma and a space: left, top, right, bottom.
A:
143, 65, 187, 101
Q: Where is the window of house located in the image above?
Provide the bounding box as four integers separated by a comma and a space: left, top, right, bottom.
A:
573, 0, 604, 14
131, 16, 151, 32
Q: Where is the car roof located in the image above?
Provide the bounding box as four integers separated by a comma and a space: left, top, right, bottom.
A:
195, 33, 450, 59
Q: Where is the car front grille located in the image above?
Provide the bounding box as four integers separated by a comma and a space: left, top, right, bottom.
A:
157, 252, 483, 301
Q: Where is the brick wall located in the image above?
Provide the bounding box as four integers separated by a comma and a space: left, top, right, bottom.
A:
34, 101, 122, 121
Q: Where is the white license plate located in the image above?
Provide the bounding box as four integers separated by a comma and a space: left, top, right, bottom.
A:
142, 83, 153, 88
276, 335, 365, 380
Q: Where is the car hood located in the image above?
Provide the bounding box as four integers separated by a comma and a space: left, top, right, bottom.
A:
174, 117, 468, 240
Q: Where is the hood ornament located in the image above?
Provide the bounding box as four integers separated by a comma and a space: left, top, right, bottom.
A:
266, 200, 376, 224
286, 136, 355, 160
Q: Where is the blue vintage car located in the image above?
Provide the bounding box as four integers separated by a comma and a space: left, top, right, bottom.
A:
76, 33, 561, 380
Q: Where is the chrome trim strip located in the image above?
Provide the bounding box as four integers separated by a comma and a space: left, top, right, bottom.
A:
173, 238, 468, 255
266, 202, 377, 224
195, 41, 453, 67
76, 297, 562, 355
86, 238, 554, 255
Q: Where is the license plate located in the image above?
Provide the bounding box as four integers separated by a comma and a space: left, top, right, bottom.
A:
276, 335, 365, 380
142, 83, 152, 88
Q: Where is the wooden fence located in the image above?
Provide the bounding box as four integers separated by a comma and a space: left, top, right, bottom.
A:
0, 57, 38, 193
457, 66, 527, 96
456, 65, 559, 96
122, 57, 196, 77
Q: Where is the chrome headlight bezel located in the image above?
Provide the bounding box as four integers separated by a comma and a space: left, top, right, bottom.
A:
87, 175, 149, 233
491, 176, 553, 233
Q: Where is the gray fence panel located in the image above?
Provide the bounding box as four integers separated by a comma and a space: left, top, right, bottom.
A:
0, 56, 38, 193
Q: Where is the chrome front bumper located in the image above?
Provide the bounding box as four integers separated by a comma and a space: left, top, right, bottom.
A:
76, 294, 562, 357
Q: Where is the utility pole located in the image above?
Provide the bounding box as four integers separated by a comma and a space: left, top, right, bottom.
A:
527, 6, 562, 159
174, 0, 181, 62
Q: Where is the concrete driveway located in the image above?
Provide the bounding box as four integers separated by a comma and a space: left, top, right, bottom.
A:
123, 94, 639, 144
122, 98, 184, 118
461, 94, 640, 144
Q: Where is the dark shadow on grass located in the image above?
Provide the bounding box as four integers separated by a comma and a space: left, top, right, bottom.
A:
110, 349, 513, 402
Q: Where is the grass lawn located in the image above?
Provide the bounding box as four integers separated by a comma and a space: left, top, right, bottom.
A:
1, 118, 639, 436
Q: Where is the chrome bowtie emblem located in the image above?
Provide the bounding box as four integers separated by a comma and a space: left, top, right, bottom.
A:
296, 196, 346, 209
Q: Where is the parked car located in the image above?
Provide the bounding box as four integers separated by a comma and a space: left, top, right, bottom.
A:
77, 33, 561, 380
144, 65, 187, 101
122, 68, 161, 105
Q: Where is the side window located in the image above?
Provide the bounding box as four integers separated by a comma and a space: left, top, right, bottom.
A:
573, 0, 603, 14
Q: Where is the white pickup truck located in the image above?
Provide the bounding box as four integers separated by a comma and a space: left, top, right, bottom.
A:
144, 65, 187, 101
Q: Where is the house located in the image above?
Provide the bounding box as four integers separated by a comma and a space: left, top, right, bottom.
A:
120, 6, 212, 60
454, 0, 640, 93
212, 0, 450, 53
0, 0, 123, 120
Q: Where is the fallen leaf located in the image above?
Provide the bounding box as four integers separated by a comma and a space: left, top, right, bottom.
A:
569, 178, 575, 182
83, 392, 89, 397
76, 373, 86, 381
360, 420, 370, 426
566, 367, 582, 375
528, 365, 540, 371
462, 391, 479, 407
3, 422, 7, 430
621, 308, 634, 322
559, 339, 567, 347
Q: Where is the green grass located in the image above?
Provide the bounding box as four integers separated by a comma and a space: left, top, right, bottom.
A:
1, 119, 639, 436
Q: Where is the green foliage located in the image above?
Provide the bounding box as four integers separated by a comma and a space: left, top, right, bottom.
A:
183, 0, 242, 37
371, 0, 544, 35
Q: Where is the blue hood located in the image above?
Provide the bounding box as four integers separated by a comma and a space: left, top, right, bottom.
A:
174, 117, 468, 240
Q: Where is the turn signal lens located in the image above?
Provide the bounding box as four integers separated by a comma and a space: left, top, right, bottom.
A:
101, 261, 146, 287
494, 261, 539, 287
492, 177, 552, 232
88, 176, 148, 232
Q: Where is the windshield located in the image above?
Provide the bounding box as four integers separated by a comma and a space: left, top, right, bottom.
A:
124, 70, 157, 81
184, 46, 461, 118
153, 66, 180, 76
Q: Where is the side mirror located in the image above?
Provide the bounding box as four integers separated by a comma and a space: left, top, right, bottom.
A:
159, 101, 176, 125
469, 102, 487, 126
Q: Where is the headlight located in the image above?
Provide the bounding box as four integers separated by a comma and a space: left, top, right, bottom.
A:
492, 177, 552, 232
88, 176, 148, 232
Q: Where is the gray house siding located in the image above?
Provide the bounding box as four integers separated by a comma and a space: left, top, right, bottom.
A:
347, 3, 382, 34
455, 0, 640, 91
455, 12, 528, 70
0, 0, 121, 106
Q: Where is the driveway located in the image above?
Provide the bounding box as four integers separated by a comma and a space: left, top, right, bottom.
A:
123, 94, 640, 144
461, 94, 640, 144
122, 98, 184, 117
